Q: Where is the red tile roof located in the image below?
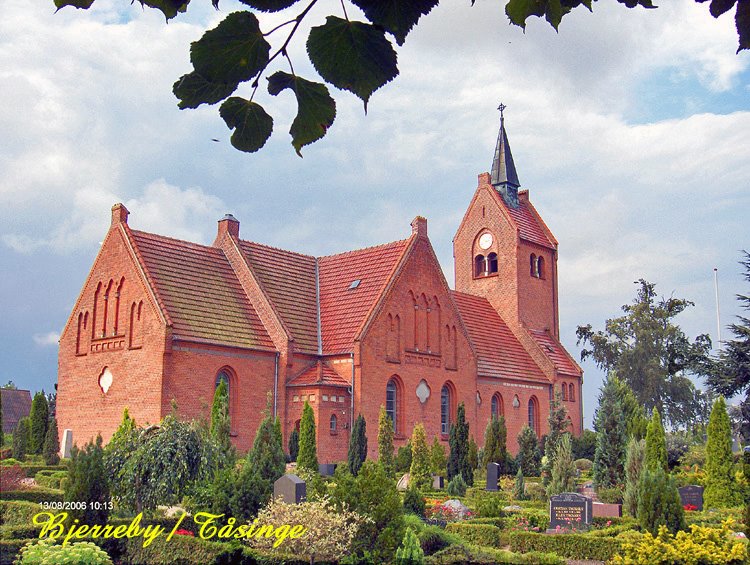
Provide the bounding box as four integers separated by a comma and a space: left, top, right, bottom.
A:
451, 291, 548, 382
504, 199, 554, 248
129, 230, 274, 350
1, 389, 32, 434
238, 241, 319, 354
319, 240, 409, 354
289, 361, 349, 387
529, 329, 581, 377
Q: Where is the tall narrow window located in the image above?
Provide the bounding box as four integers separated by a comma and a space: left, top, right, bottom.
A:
102, 279, 113, 337
386, 378, 398, 433
475, 255, 486, 277
386, 313, 401, 362
561, 382, 568, 401
569, 383, 575, 402
215, 368, 233, 430
113, 277, 124, 335
441, 385, 451, 435
530, 254, 537, 277
488, 252, 498, 274
129, 301, 144, 349
330, 414, 337, 433
411, 292, 419, 350
528, 396, 539, 434
76, 313, 83, 355
491, 393, 504, 419
537, 256, 545, 279
92, 282, 101, 339
429, 297, 441, 354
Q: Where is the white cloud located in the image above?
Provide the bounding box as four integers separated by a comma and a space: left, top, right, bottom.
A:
33, 331, 60, 346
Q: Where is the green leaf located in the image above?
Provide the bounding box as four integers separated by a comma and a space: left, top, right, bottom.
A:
615, 0, 656, 8
137, 0, 190, 21
506, 0, 546, 28
191, 12, 271, 84
307, 16, 398, 111
267, 71, 336, 156
53, 0, 95, 8
349, 0, 439, 46
546, 0, 564, 28
173, 72, 238, 109
737, 0, 750, 51
710, 0, 736, 16
219, 97, 273, 153
238, 0, 300, 11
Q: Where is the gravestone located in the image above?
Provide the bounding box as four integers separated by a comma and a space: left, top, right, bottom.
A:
318, 463, 337, 477
61, 429, 73, 459
273, 474, 306, 504
397, 473, 410, 491
486, 462, 500, 491
432, 475, 444, 490
549, 492, 592, 531
678, 485, 704, 511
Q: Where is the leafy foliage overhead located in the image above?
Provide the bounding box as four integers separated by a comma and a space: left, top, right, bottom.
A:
54, 0, 748, 155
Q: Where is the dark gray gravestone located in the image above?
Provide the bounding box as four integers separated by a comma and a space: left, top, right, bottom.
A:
549, 492, 592, 531
678, 485, 704, 511
318, 463, 337, 477
432, 475, 444, 490
486, 463, 500, 491
274, 474, 306, 504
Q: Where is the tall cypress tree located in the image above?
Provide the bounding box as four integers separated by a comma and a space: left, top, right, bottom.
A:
12, 417, 30, 460
483, 416, 508, 472
644, 408, 668, 472
378, 405, 395, 476
516, 425, 540, 475
447, 403, 473, 486
409, 423, 431, 490
543, 393, 568, 485
43, 417, 60, 465
210, 379, 233, 465
297, 401, 318, 473
65, 435, 110, 523
29, 391, 49, 455
547, 433, 576, 497
593, 377, 627, 488
623, 438, 645, 517
250, 412, 286, 484
348, 414, 368, 476
705, 396, 740, 507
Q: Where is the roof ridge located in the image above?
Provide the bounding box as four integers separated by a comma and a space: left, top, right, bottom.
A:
239, 239, 315, 260
130, 229, 219, 253
318, 238, 409, 260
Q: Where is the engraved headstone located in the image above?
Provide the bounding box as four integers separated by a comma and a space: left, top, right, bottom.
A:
432, 475, 444, 490
273, 474, 306, 504
678, 485, 704, 511
318, 463, 337, 477
61, 429, 73, 459
486, 462, 500, 491
549, 492, 592, 531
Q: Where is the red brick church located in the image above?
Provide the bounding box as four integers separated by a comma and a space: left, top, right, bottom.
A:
57, 116, 583, 462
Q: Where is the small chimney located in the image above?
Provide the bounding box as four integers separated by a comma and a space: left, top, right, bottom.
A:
477, 172, 491, 187
518, 190, 529, 203
111, 203, 129, 226
411, 216, 427, 238
217, 214, 240, 239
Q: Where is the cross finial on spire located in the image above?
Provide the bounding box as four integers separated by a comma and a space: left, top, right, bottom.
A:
498, 103, 506, 120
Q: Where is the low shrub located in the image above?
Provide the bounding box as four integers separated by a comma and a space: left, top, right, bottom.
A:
471, 492, 506, 518
0, 538, 35, 565
465, 517, 505, 528
446, 523, 500, 547
419, 525, 459, 555
0, 458, 21, 466
0, 465, 25, 491
446, 475, 467, 497
611, 520, 747, 564
403, 513, 427, 534
508, 530, 622, 561
0, 524, 39, 540
574, 458, 593, 472
597, 485, 624, 504
524, 481, 547, 502
0, 500, 40, 527
404, 485, 427, 517
424, 544, 564, 564
15, 538, 112, 564
0, 487, 63, 503
33, 470, 67, 490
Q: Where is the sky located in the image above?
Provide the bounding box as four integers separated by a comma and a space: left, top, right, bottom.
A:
1, 0, 748, 428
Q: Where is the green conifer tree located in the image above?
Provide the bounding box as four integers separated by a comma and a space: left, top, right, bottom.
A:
513, 467, 527, 500
547, 433, 576, 497
543, 392, 568, 485
395, 441, 412, 473
429, 436, 447, 477
593, 377, 627, 488
273, 416, 283, 451
12, 417, 30, 460
468, 435, 479, 471
210, 379, 234, 464
482, 416, 508, 472
705, 396, 740, 507
644, 408, 668, 472
409, 423, 431, 490
29, 391, 49, 455
43, 417, 60, 465
65, 435, 110, 523
447, 403, 473, 485
249, 411, 286, 484
394, 527, 424, 565
348, 414, 368, 476
378, 405, 395, 476
297, 401, 318, 473
516, 425, 540, 475
623, 438, 645, 517
288, 428, 299, 462
637, 467, 685, 534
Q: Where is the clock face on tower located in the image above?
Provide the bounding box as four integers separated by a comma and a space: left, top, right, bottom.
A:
478, 232, 493, 250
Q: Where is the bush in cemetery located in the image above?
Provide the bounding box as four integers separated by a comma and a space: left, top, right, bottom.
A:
210, 379, 235, 465
447, 403, 473, 486
396, 441, 413, 473
623, 438, 645, 517
644, 408, 668, 472
12, 417, 30, 460
394, 527, 425, 565
65, 435, 110, 523
410, 423, 432, 490
16, 539, 112, 565
348, 414, 368, 477
379, 405, 395, 476
516, 425, 541, 475
429, 436, 447, 478
572, 429, 597, 461
637, 467, 685, 535
29, 392, 49, 455
513, 467, 528, 501
705, 396, 741, 508
446, 474, 467, 497
42, 417, 60, 465
297, 401, 318, 473
593, 377, 627, 489
542, 392, 568, 486
547, 433, 576, 497
403, 483, 426, 517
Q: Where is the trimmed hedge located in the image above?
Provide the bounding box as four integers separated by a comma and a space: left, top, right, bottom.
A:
425, 544, 564, 564
0, 488, 63, 503
20, 464, 66, 478
508, 530, 622, 561
0, 538, 35, 565
446, 523, 501, 548
0, 501, 41, 526
465, 517, 505, 528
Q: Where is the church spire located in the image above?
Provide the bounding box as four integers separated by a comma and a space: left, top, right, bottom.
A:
490, 103, 520, 208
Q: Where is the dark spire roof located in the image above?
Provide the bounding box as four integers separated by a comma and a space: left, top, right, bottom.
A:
490, 104, 520, 189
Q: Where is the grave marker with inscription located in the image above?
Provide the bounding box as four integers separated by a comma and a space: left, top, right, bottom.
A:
486, 463, 499, 491
61, 429, 73, 459
549, 492, 592, 531
678, 485, 704, 511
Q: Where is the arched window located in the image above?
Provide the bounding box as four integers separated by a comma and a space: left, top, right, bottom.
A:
129, 301, 144, 349
475, 254, 486, 277
330, 414, 337, 433
102, 279, 113, 337
491, 393, 503, 419
569, 383, 575, 402
528, 396, 539, 435
215, 368, 235, 430
488, 252, 498, 274
386, 378, 399, 433
441, 384, 453, 435
561, 382, 568, 401
530, 254, 537, 277
386, 313, 401, 362
92, 282, 102, 339
113, 277, 124, 335
537, 256, 545, 279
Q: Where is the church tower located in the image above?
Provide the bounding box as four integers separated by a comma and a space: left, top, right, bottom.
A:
453, 107, 560, 338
